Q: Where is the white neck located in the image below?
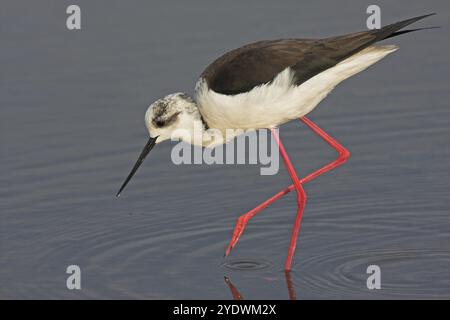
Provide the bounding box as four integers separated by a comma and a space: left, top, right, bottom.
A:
177, 111, 232, 148
160, 93, 241, 148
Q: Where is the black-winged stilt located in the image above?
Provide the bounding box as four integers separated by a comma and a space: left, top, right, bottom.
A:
117, 14, 435, 270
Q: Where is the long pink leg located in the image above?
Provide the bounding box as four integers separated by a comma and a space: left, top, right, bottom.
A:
271, 128, 306, 270
225, 117, 350, 266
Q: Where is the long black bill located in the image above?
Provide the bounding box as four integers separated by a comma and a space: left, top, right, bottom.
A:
116, 136, 158, 197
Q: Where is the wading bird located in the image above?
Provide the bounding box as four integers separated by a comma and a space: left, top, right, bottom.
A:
117, 14, 435, 270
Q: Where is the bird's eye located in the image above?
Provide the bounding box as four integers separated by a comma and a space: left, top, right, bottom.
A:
154, 119, 165, 127
153, 112, 180, 128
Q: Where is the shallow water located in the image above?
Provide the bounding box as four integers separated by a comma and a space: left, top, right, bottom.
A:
1, 0, 450, 299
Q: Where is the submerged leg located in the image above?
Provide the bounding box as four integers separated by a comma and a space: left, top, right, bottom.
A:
224, 276, 244, 300
224, 272, 297, 300
225, 117, 350, 265
285, 270, 297, 300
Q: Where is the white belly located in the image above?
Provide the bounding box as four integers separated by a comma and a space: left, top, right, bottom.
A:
195, 45, 398, 130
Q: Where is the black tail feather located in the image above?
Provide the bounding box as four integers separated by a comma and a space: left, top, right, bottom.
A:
383, 26, 440, 40
374, 13, 436, 41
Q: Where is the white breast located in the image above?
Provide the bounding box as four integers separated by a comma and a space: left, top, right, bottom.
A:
195, 45, 398, 130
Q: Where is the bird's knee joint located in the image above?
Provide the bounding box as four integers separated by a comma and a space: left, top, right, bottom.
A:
339, 148, 350, 161
237, 215, 248, 225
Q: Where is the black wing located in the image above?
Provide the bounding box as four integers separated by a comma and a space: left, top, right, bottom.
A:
201, 14, 435, 95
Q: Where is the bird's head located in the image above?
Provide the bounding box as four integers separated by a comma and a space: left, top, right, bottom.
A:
116, 92, 201, 197
144, 92, 199, 143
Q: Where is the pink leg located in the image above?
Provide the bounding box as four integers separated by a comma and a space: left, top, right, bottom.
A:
225, 117, 350, 268
271, 128, 306, 270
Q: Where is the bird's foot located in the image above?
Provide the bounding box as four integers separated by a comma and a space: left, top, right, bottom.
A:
224, 215, 249, 257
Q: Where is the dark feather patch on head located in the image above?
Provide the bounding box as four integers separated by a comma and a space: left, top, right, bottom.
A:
152, 101, 169, 119
153, 111, 181, 128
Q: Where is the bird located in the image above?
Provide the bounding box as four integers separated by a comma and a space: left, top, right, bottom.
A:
116, 14, 435, 271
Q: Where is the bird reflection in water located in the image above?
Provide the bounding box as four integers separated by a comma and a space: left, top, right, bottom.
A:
224, 271, 297, 300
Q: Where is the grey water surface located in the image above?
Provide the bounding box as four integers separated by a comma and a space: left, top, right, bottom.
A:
1, 0, 450, 299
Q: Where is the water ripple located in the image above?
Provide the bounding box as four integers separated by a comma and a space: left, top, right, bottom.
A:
296, 248, 450, 298
221, 258, 273, 271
